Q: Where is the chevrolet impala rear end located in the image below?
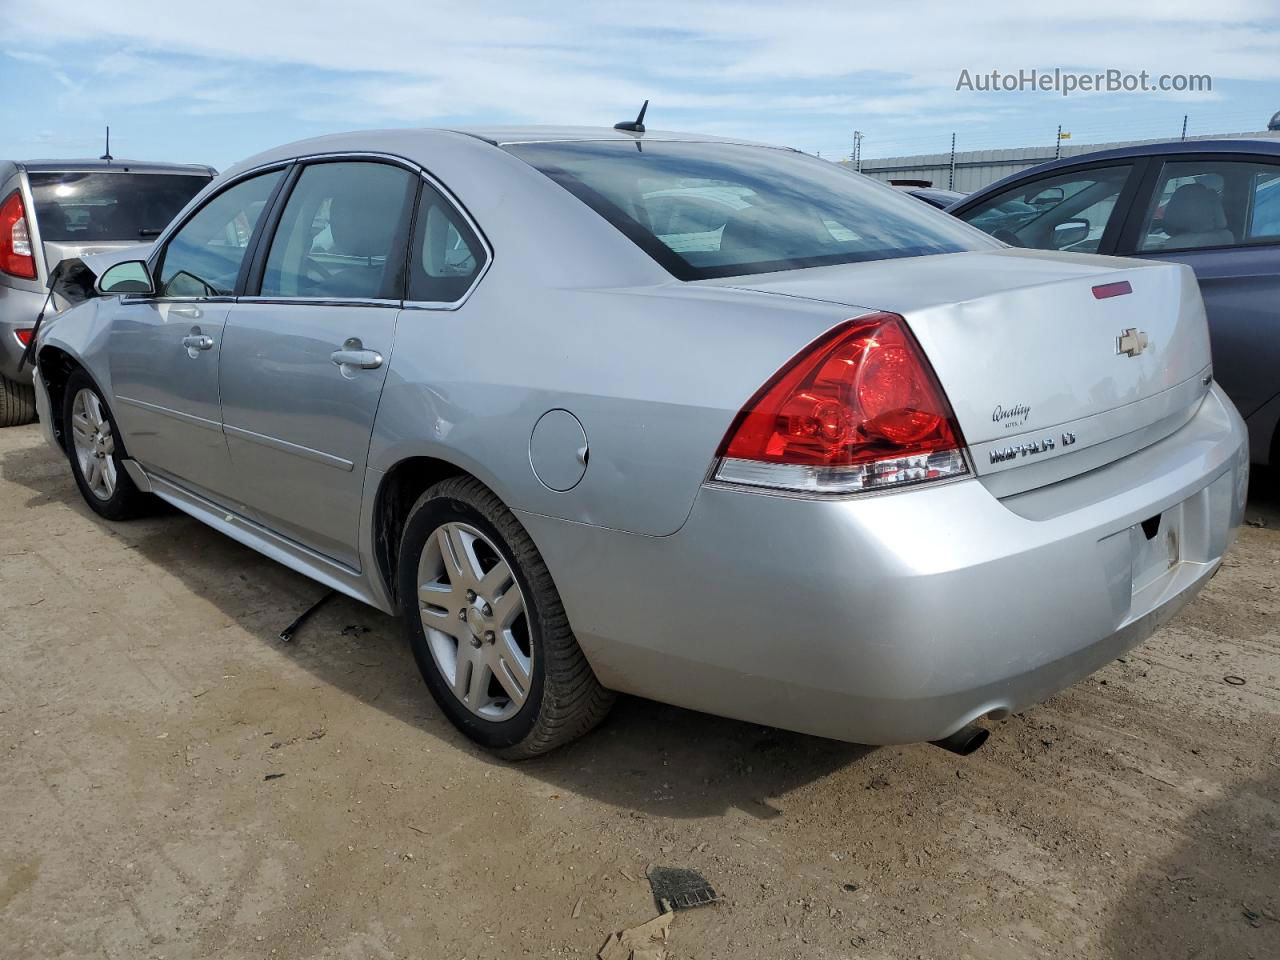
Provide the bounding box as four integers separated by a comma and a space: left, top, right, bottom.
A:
497, 137, 1248, 750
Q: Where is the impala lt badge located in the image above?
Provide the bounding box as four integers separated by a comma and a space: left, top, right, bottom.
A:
1117, 327, 1149, 357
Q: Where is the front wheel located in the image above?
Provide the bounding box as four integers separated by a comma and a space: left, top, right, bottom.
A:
397, 476, 614, 758
62, 369, 151, 520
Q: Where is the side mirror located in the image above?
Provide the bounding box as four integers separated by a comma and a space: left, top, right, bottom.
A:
1030, 186, 1065, 207
96, 259, 155, 296
1053, 218, 1090, 248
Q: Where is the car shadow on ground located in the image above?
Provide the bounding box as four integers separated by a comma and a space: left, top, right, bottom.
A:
1, 436, 871, 820
1104, 767, 1280, 958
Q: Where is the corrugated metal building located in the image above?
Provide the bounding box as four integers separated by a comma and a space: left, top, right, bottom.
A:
849, 130, 1280, 194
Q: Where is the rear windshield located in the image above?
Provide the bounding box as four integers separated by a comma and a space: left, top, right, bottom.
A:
505, 140, 990, 280
28, 171, 211, 243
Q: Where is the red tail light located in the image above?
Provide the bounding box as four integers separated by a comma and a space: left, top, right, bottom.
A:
14, 328, 34, 347
0, 190, 37, 280
715, 312, 968, 493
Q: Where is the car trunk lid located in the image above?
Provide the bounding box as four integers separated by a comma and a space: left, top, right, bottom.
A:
707, 248, 1212, 495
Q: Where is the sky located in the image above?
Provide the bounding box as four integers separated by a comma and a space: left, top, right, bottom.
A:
3, 0, 1279, 171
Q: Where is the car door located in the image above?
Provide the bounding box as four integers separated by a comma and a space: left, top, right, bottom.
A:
953, 162, 1141, 254
217, 159, 417, 569
1114, 155, 1280, 426
107, 167, 286, 502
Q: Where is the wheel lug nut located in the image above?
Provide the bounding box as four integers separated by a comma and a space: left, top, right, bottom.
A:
465, 589, 476, 602
458, 609, 467, 621
469, 636, 483, 648
482, 603, 492, 617
484, 630, 495, 644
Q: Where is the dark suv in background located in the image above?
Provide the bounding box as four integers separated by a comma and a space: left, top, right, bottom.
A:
0, 159, 214, 425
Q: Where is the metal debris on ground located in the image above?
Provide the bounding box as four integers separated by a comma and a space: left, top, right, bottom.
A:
1224, 675, 1247, 686
278, 589, 337, 642
597, 910, 673, 960
263, 773, 286, 781
646, 865, 720, 912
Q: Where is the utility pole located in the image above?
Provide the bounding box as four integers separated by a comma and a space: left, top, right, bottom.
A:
948, 132, 956, 190
1181, 114, 1188, 141
851, 130, 864, 172
1055, 124, 1062, 160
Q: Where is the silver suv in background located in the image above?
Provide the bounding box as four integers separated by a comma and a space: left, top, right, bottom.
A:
0, 159, 214, 425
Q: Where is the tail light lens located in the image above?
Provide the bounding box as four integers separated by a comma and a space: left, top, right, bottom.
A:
14, 328, 34, 347
715, 312, 968, 493
0, 190, 37, 280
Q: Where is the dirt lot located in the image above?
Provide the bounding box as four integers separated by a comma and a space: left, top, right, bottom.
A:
1, 422, 1278, 960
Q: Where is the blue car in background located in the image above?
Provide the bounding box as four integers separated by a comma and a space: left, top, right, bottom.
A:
951, 139, 1280, 466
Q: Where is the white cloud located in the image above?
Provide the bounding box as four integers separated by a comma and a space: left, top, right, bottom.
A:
5, 0, 1278, 162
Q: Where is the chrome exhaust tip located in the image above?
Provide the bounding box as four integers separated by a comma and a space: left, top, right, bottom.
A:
929, 722, 990, 756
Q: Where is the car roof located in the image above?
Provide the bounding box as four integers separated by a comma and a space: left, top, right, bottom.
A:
445, 125, 782, 148
961, 137, 1280, 203
223, 125, 793, 179
15, 158, 216, 176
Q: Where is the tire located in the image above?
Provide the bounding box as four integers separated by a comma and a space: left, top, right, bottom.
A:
397, 476, 614, 758
0, 373, 36, 427
62, 369, 151, 520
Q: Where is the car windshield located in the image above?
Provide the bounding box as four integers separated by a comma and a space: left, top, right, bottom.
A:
505, 140, 991, 280
28, 171, 211, 243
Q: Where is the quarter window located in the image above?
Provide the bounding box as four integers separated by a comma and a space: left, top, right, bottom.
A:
260, 161, 415, 300
157, 169, 283, 297
1247, 167, 1280, 240
408, 181, 487, 302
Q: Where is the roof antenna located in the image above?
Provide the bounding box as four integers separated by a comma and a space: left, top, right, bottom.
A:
614, 100, 648, 134
100, 125, 113, 163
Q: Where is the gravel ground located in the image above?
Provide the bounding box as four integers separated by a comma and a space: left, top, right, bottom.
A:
2, 422, 1277, 960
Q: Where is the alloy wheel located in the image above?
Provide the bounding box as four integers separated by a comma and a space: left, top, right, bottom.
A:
416, 521, 533, 722
70, 388, 117, 501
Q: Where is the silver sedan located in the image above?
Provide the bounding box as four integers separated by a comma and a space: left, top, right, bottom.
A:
32, 126, 1248, 757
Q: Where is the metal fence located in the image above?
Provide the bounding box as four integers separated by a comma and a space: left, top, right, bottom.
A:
847, 129, 1280, 194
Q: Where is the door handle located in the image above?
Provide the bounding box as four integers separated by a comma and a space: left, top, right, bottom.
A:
182, 334, 215, 353
172, 306, 203, 319
330, 338, 384, 371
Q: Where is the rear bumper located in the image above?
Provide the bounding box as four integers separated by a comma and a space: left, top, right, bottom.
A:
0, 283, 44, 382
518, 384, 1248, 745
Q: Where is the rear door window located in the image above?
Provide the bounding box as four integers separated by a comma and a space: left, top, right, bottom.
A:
157, 169, 284, 297
955, 165, 1134, 253
1133, 159, 1280, 253
28, 172, 210, 242
259, 161, 416, 300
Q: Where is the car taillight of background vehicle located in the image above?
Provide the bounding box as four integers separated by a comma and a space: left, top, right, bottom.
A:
715, 312, 969, 494
0, 191, 37, 279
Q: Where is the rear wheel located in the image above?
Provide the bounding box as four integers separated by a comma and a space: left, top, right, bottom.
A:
397, 476, 614, 758
62, 369, 151, 520
0, 373, 35, 427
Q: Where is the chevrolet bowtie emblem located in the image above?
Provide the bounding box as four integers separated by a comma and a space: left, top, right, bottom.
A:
1116, 327, 1148, 357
